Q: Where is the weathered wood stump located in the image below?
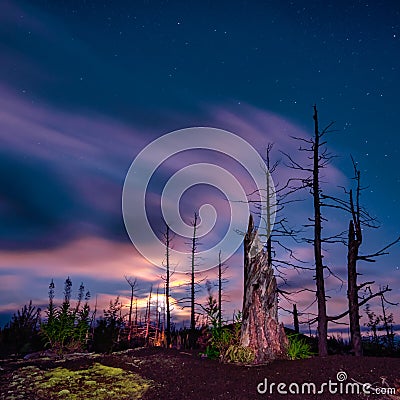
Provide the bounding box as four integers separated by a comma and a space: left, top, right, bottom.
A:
240, 214, 288, 364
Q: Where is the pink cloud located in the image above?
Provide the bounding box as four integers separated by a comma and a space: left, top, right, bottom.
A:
0, 90, 398, 333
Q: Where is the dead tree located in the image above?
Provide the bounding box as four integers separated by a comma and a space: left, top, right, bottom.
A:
165, 225, 171, 347
240, 214, 288, 363
282, 105, 339, 356
199, 251, 229, 329
189, 212, 198, 348
134, 298, 138, 335
379, 293, 396, 350
177, 212, 206, 348
263, 143, 316, 335
242, 142, 307, 333
155, 285, 160, 344
90, 295, 98, 342
190, 213, 197, 331
346, 161, 369, 356
311, 106, 329, 356
218, 251, 223, 327
217, 250, 229, 327
124, 276, 137, 342
346, 187, 398, 355
145, 285, 153, 346
263, 143, 323, 327
364, 303, 380, 345
161, 223, 174, 348
347, 193, 363, 354
320, 158, 399, 355
293, 304, 299, 334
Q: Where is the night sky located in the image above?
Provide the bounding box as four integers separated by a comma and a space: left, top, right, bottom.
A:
1, 0, 399, 334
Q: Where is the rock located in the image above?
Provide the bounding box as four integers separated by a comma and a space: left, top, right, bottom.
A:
23, 351, 43, 360
23, 350, 58, 360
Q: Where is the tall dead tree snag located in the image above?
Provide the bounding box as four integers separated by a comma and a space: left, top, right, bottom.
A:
145, 285, 153, 346
342, 160, 399, 355
240, 214, 288, 364
283, 106, 336, 356
189, 212, 198, 348
346, 163, 363, 356
311, 105, 329, 357
217, 249, 229, 327
124, 276, 137, 342
218, 251, 223, 327
162, 223, 173, 348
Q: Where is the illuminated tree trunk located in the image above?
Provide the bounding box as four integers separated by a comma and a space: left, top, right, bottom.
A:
165, 224, 172, 348
240, 214, 288, 364
145, 286, 152, 346
189, 212, 198, 349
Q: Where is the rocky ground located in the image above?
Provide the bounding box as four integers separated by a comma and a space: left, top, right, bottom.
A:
0, 348, 399, 399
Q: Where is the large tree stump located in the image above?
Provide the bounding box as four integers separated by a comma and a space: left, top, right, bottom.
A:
240, 214, 288, 364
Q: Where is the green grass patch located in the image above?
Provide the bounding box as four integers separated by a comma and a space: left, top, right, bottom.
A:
6, 363, 152, 399
287, 334, 314, 360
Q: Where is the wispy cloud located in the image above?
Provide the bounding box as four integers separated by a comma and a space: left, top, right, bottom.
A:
0, 90, 398, 331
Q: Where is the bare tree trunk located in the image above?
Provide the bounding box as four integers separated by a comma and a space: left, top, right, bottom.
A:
165, 224, 172, 348
240, 214, 288, 364
128, 286, 133, 341
190, 213, 197, 332
155, 285, 160, 345
282, 107, 338, 356
135, 298, 138, 335
293, 304, 299, 334
313, 105, 328, 357
90, 295, 97, 342
189, 212, 198, 349
124, 276, 137, 342
347, 218, 363, 356
380, 294, 393, 350
337, 159, 398, 355
145, 286, 152, 346
218, 250, 222, 327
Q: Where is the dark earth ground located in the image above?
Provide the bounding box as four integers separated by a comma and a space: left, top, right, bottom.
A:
0, 348, 399, 400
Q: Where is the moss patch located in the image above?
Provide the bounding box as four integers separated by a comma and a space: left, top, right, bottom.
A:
2, 363, 152, 400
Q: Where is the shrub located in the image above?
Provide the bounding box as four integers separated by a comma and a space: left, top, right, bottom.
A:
200, 284, 254, 363
223, 344, 255, 364
287, 334, 314, 360
202, 310, 248, 363
92, 297, 124, 353
0, 301, 42, 355
40, 278, 91, 354
207, 325, 233, 359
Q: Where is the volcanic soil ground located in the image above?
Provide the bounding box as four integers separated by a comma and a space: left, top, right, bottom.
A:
0, 347, 399, 399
